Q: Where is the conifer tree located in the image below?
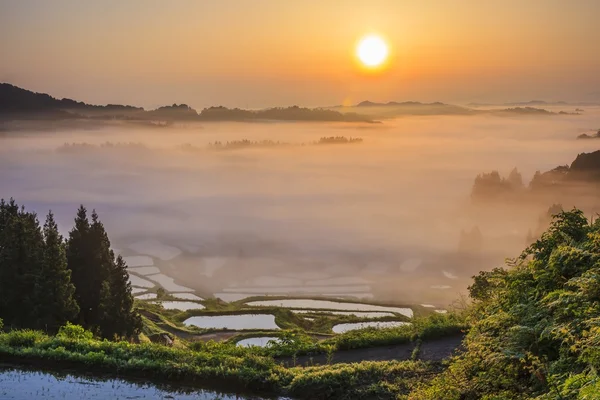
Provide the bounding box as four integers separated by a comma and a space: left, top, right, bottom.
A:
34, 211, 79, 331
66, 206, 140, 337
66, 205, 107, 330
99, 255, 141, 338
0, 200, 44, 328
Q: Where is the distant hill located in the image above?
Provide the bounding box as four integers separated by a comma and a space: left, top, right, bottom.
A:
332, 100, 575, 118
332, 100, 474, 117
0, 83, 143, 114
356, 100, 449, 107
470, 150, 600, 204
198, 105, 373, 122
577, 129, 600, 140
0, 83, 375, 123
468, 100, 600, 107
146, 104, 199, 120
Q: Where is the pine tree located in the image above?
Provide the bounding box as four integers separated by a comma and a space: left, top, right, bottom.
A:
0, 200, 44, 329
66, 205, 107, 331
34, 211, 79, 332
0, 199, 18, 326
66, 207, 140, 338
99, 255, 142, 339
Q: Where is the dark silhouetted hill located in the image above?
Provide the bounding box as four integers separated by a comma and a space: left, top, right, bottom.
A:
471, 150, 600, 203
469, 100, 600, 107
577, 129, 600, 140
333, 100, 473, 117
0, 83, 375, 123
198, 105, 374, 122
356, 100, 448, 107
569, 150, 600, 173
146, 104, 199, 120
0, 83, 143, 119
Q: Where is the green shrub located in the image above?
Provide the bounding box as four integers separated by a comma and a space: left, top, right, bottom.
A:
5, 330, 46, 347
57, 323, 94, 341
412, 210, 600, 399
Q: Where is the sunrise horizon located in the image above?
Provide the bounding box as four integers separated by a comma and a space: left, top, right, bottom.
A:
3, 1, 600, 109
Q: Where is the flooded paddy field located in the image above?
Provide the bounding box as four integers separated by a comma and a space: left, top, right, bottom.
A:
0, 366, 275, 400
332, 321, 411, 334
245, 299, 413, 317
184, 314, 280, 330
236, 336, 282, 347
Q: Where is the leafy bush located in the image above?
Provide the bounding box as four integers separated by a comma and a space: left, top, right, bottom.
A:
57, 323, 94, 341
411, 210, 600, 399
4, 330, 46, 347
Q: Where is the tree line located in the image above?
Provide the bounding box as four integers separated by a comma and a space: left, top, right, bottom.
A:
0, 199, 140, 338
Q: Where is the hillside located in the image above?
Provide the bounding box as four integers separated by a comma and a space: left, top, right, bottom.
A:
471, 150, 600, 203
0, 83, 143, 117
331, 101, 474, 117
0, 83, 374, 123
410, 209, 600, 399
330, 100, 575, 118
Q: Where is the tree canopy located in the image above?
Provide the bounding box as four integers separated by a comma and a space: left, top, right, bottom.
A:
0, 199, 139, 338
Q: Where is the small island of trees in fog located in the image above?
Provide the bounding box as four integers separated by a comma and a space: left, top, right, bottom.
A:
471, 150, 600, 203
55, 136, 364, 154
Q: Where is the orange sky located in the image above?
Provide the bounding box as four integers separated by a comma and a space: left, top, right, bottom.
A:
1, 0, 600, 108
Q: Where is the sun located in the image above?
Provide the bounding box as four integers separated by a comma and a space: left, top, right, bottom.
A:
356, 35, 389, 68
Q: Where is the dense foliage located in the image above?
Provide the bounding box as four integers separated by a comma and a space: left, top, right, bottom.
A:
0, 200, 78, 331
411, 209, 600, 399
67, 206, 141, 338
0, 200, 140, 338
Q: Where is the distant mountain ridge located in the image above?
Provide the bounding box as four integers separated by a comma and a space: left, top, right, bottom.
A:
1, 83, 583, 123
0, 83, 375, 123
355, 100, 449, 107
0, 83, 143, 113
468, 100, 600, 107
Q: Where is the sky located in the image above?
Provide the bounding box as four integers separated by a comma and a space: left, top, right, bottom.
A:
2, 0, 600, 109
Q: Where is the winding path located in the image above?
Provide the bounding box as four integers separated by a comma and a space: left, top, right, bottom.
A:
279, 334, 464, 367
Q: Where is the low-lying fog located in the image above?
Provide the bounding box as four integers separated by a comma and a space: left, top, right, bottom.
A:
2, 109, 600, 305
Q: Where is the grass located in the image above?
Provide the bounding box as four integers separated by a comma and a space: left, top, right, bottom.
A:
322, 313, 466, 352
215, 313, 465, 359
0, 310, 466, 399
0, 328, 444, 399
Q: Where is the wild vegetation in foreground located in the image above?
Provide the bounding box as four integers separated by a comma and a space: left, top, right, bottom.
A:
0, 315, 459, 400
411, 209, 600, 399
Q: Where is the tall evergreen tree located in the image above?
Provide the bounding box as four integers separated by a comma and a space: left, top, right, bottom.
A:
34, 211, 79, 331
66, 207, 140, 338
99, 255, 142, 339
66, 205, 107, 331
0, 200, 44, 329
0, 201, 140, 338
0, 199, 18, 326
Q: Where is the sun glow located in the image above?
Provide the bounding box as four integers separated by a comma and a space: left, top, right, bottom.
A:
356, 35, 389, 68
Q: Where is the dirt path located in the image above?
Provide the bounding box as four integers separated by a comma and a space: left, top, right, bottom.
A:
279, 335, 464, 367
419, 334, 464, 361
